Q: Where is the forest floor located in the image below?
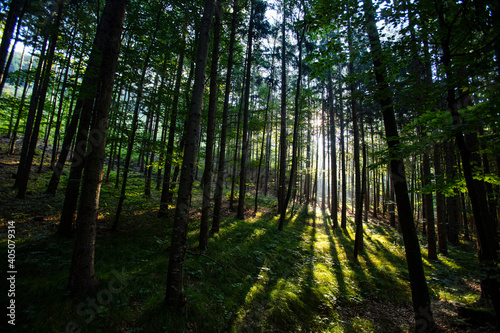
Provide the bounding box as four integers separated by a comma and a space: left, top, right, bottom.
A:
0, 139, 497, 332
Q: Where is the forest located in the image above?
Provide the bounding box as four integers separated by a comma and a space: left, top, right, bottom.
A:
0, 0, 499, 331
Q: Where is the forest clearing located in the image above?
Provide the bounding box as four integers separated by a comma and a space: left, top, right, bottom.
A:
1, 0, 499, 332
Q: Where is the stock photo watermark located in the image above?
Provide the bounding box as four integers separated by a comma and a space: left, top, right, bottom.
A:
6, 220, 17, 326
65, 268, 133, 333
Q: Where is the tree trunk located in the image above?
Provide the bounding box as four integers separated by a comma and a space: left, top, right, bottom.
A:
254, 37, 276, 214
212, 0, 239, 233
432, 144, 448, 255
362, 0, 435, 329
159, 24, 187, 216
165, 0, 215, 311
16, 1, 64, 199
422, 144, 437, 260
328, 70, 338, 227
349, 13, 363, 256
9, 51, 34, 155
67, 0, 126, 296
114, 10, 162, 229
279, 27, 304, 230
237, 0, 255, 220
436, 4, 500, 322
277, 2, 287, 222
46, 23, 104, 196
339, 66, 347, 228
199, 0, 222, 250
0, 0, 23, 90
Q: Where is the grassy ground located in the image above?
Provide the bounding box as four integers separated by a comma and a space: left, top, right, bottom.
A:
0, 143, 496, 332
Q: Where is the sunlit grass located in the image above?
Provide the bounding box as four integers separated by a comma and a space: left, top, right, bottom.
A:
0, 163, 484, 332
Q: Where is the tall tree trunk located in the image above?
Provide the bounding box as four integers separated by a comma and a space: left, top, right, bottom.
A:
114, 9, 162, 230
67, 0, 126, 296
0, 4, 25, 96
436, 4, 500, 323
16, 1, 65, 199
229, 82, 244, 209
278, 27, 304, 230
254, 38, 276, 214
339, 66, 347, 228
445, 141, 460, 245
212, 0, 239, 233
46, 28, 102, 196
237, 0, 255, 220
362, 0, 435, 329
0, 0, 23, 91
50, 25, 77, 169
9, 51, 34, 155
422, 143, 437, 260
165, 0, 215, 311
277, 1, 287, 220
348, 12, 363, 255
145, 89, 161, 197
328, 70, 338, 227
159, 24, 187, 216
434, 144, 448, 255
199, 0, 222, 250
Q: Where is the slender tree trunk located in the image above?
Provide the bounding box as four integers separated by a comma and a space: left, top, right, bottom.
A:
211, 0, 239, 233
9, 51, 34, 155
363, 0, 435, 329
165, 0, 215, 311
0, 0, 23, 90
339, 67, 347, 228
277, 2, 287, 220
254, 38, 276, 214
434, 144, 448, 255
436, 5, 500, 322
7, 43, 25, 138
159, 24, 187, 216
199, 0, 222, 250
68, 0, 126, 296
145, 91, 161, 197
279, 27, 304, 229
16, 1, 65, 199
114, 10, 162, 230
229, 83, 244, 209
46, 31, 102, 196
422, 142, 437, 260
328, 70, 338, 227
237, 0, 255, 220
0, 6, 25, 96
348, 13, 363, 255
114, 89, 131, 189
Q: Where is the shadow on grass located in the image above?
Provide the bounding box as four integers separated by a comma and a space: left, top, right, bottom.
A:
0, 172, 482, 333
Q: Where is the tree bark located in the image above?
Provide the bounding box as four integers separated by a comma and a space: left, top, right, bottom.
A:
114, 9, 161, 230
165, 0, 215, 311
339, 67, 347, 228
432, 144, 448, 256
279, 27, 304, 229
362, 0, 435, 329
212, 0, 239, 233
159, 24, 187, 216
0, 0, 23, 90
436, 3, 500, 323
16, 0, 65, 199
327, 70, 338, 227
237, 0, 255, 220
68, 0, 126, 296
277, 2, 287, 230
199, 0, 222, 250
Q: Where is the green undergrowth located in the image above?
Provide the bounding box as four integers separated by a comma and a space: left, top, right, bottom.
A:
0, 164, 484, 332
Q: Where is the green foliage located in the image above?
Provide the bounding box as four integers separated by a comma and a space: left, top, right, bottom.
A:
0, 165, 484, 332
